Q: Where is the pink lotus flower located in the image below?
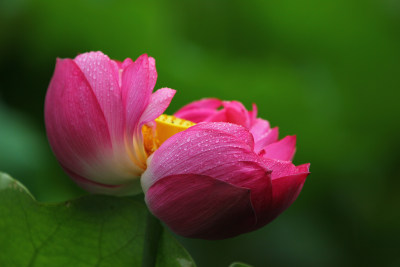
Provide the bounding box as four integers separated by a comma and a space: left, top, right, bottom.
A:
45, 51, 175, 195
141, 99, 310, 239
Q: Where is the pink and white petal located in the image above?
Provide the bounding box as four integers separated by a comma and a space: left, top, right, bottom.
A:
145, 174, 257, 239
254, 127, 279, 153
174, 98, 222, 115
121, 54, 155, 141
139, 88, 176, 125
65, 167, 143, 196
263, 135, 296, 161
174, 108, 220, 123
142, 122, 257, 191
45, 58, 112, 178
74, 52, 124, 143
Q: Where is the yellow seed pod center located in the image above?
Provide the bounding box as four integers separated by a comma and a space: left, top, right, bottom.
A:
142, 114, 196, 156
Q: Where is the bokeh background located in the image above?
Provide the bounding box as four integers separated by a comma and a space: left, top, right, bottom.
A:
1, 0, 400, 266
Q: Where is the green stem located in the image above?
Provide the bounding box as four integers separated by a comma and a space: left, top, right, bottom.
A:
142, 211, 163, 267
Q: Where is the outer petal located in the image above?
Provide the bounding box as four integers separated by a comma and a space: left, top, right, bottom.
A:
74, 52, 124, 143
63, 167, 142, 196
262, 135, 296, 161
45, 58, 112, 181
249, 159, 310, 227
142, 122, 258, 190
263, 163, 310, 225
146, 174, 256, 239
142, 122, 273, 238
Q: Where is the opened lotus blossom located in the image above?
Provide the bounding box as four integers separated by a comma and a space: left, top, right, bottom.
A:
141, 99, 310, 239
45, 51, 176, 195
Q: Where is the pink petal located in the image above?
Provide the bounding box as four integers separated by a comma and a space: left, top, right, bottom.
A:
254, 127, 279, 153
139, 88, 176, 125
263, 135, 296, 161
174, 108, 220, 123
64, 166, 142, 196
121, 54, 157, 140
266, 172, 309, 222
45, 58, 112, 178
262, 158, 308, 179
142, 122, 258, 191
296, 163, 311, 173
74, 52, 124, 143
174, 98, 223, 123
221, 101, 251, 128
146, 174, 257, 239
112, 57, 133, 70
204, 109, 228, 122
174, 98, 222, 114
249, 161, 309, 229
250, 118, 271, 142
248, 103, 258, 125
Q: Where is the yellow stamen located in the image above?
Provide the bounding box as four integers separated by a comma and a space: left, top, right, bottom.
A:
142, 114, 196, 156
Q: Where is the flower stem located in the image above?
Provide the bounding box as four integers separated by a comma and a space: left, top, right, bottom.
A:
142, 210, 163, 267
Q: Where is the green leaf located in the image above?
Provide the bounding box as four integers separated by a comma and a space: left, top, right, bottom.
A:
229, 262, 253, 267
0, 172, 195, 267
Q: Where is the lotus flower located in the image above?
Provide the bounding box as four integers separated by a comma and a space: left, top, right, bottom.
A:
141, 99, 310, 239
45, 51, 176, 195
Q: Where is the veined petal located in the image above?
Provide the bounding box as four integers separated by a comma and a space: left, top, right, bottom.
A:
174, 108, 220, 123
146, 174, 256, 239
45, 58, 112, 180
263, 135, 296, 161
139, 88, 176, 125
74, 52, 124, 143
254, 127, 279, 153
262, 158, 307, 179
143, 122, 274, 238
64, 166, 142, 196
263, 163, 309, 224
142, 122, 259, 191
221, 100, 251, 128
122, 54, 156, 140
175, 98, 222, 114
120, 54, 158, 169
251, 159, 309, 228
175, 98, 223, 123
250, 118, 271, 142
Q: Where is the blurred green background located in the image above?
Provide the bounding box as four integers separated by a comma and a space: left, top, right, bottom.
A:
1, 0, 399, 266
